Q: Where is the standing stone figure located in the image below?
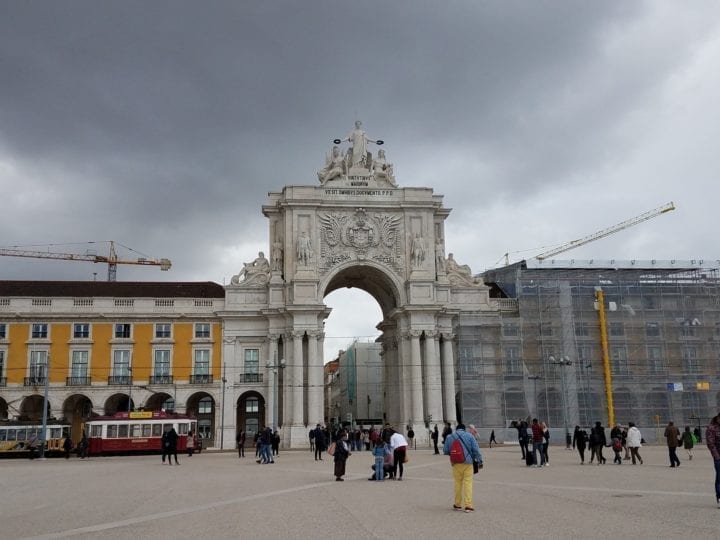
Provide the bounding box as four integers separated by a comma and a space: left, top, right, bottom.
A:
411, 233, 425, 268
297, 232, 313, 266
435, 237, 445, 274
271, 241, 283, 272
343, 120, 377, 169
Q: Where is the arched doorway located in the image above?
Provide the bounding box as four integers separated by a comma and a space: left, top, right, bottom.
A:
62, 394, 93, 442
187, 392, 215, 447
145, 392, 174, 412
0, 397, 7, 420
237, 391, 265, 442
19, 395, 50, 422
105, 393, 133, 416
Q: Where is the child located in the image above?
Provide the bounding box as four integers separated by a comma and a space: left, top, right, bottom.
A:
370, 439, 389, 481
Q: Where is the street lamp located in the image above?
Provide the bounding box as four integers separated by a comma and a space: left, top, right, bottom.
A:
527, 375, 542, 417
39, 353, 50, 460
127, 365, 133, 413
220, 363, 227, 450
549, 355, 572, 449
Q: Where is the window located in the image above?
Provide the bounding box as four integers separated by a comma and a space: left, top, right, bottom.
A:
0, 350, 4, 381
118, 425, 128, 438
142, 424, 152, 437
503, 346, 521, 374
155, 323, 171, 339
152, 424, 162, 437
609, 322, 624, 337
107, 425, 118, 438
646, 322, 661, 338
112, 350, 131, 376
246, 397, 259, 413
574, 322, 589, 337
73, 323, 90, 339
70, 350, 89, 378
198, 397, 213, 414
163, 397, 175, 411
195, 323, 211, 339
680, 324, 696, 338
611, 346, 628, 375
0, 324, 6, 339
244, 349, 259, 374
90, 425, 102, 437
115, 324, 131, 339
131, 424, 142, 437
154, 350, 171, 376
502, 323, 519, 337
31, 323, 48, 339
642, 296, 656, 309
29, 350, 48, 382
194, 349, 210, 374
647, 345, 665, 373
539, 323, 553, 337
683, 347, 699, 374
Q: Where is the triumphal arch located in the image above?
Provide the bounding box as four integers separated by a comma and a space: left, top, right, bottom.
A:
223, 122, 494, 447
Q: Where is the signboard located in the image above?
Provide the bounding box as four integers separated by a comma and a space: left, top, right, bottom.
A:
696, 382, 710, 391
129, 411, 154, 419
666, 382, 683, 391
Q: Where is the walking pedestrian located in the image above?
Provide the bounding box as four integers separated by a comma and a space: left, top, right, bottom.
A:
431, 424, 440, 455
530, 418, 545, 467
705, 412, 720, 508
186, 430, 196, 457
443, 423, 483, 513
166, 427, 179, 465
589, 422, 607, 465
78, 430, 89, 459
681, 426, 694, 461
62, 433, 73, 459
489, 429, 497, 448
626, 422, 643, 465
313, 424, 325, 461
236, 429, 246, 458
540, 422, 550, 466
572, 425, 588, 464
664, 421, 681, 467
333, 429, 351, 481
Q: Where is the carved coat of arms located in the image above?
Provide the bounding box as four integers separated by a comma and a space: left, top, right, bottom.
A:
319, 209, 401, 272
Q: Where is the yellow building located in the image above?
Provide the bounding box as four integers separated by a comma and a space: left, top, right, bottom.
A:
0, 281, 225, 445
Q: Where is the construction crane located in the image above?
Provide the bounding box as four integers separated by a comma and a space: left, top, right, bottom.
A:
0, 240, 171, 281
533, 201, 676, 261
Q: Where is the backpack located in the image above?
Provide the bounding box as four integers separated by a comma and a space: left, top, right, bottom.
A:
612, 437, 622, 450
449, 436, 465, 464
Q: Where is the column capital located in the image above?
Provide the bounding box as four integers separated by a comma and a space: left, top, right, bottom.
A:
442, 332, 456, 341
267, 333, 280, 343
409, 330, 423, 339
425, 330, 439, 340
291, 330, 305, 340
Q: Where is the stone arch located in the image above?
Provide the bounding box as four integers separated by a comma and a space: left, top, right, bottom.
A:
237, 391, 266, 441
320, 260, 404, 316
19, 395, 50, 422
144, 392, 174, 412
62, 394, 94, 442
186, 392, 215, 446
104, 393, 133, 416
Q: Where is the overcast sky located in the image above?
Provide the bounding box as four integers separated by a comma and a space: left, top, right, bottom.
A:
1, 1, 719, 361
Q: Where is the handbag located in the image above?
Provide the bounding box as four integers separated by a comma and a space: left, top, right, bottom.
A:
327, 442, 336, 456
457, 434, 481, 474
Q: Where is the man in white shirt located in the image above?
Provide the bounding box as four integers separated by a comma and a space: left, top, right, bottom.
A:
390, 429, 409, 481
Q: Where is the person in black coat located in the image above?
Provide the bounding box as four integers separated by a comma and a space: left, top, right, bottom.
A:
431, 425, 440, 455
165, 427, 179, 465
333, 430, 351, 481
589, 422, 607, 464
572, 425, 588, 464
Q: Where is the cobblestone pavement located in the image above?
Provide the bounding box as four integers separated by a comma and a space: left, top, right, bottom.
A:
1, 444, 718, 539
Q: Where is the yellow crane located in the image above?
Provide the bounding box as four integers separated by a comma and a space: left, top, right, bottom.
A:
0, 240, 171, 281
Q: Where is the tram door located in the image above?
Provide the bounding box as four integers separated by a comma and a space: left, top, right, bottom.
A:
197, 420, 212, 442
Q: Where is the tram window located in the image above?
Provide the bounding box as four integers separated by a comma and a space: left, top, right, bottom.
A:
162, 423, 173, 433
142, 424, 152, 437
7, 429, 16, 441
50, 428, 61, 438
178, 423, 188, 435
107, 425, 118, 438
27, 429, 37, 439
0, 430, 6, 441
131, 424, 142, 438
17, 429, 26, 440
91, 425, 102, 437
118, 425, 128, 438
152, 424, 162, 437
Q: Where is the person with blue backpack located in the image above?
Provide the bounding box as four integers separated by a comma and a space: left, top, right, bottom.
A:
443, 423, 483, 513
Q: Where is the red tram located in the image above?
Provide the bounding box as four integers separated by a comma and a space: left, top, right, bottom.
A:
85, 411, 196, 455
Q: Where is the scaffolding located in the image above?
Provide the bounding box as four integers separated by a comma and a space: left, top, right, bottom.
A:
458, 260, 720, 442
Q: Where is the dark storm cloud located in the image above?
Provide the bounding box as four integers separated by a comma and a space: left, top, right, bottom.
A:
0, 1, 718, 285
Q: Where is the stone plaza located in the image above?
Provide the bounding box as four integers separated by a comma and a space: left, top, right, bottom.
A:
2, 443, 718, 539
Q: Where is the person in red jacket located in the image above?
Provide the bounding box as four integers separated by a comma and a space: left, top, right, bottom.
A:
531, 418, 545, 467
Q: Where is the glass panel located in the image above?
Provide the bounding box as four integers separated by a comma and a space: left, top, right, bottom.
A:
7, 429, 16, 441
91, 425, 102, 437
163, 423, 173, 433
194, 350, 210, 374
154, 350, 171, 376
49, 428, 61, 438
152, 424, 162, 437
142, 424, 152, 437
131, 424, 142, 437
16, 429, 26, 440
113, 350, 130, 376
107, 425, 118, 438
71, 350, 89, 377
244, 349, 259, 374
117, 424, 128, 438
0, 430, 6, 441
178, 423, 188, 435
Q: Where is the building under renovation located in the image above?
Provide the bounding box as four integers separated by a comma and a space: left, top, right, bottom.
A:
456, 259, 720, 442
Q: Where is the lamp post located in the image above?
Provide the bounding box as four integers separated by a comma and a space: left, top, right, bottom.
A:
127, 364, 133, 413
549, 355, 572, 449
527, 375, 542, 417
220, 363, 227, 450
39, 353, 50, 460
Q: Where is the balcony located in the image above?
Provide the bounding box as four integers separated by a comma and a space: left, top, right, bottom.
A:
108, 375, 132, 385
190, 374, 213, 384
66, 376, 91, 386
148, 375, 174, 385
237, 372, 263, 384
24, 377, 47, 386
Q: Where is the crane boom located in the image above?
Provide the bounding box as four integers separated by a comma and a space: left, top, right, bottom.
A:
534, 201, 675, 261
0, 241, 171, 281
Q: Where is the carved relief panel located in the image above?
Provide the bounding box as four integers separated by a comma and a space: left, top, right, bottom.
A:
318, 208, 404, 276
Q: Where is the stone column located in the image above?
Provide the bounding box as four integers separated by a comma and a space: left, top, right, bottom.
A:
441, 334, 457, 424
423, 331, 442, 429
266, 335, 279, 428
307, 330, 323, 426
398, 333, 411, 427
383, 336, 398, 427
409, 330, 425, 427
291, 331, 305, 425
